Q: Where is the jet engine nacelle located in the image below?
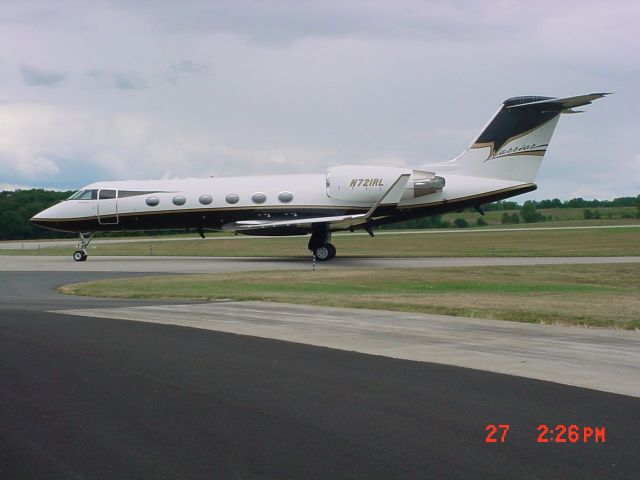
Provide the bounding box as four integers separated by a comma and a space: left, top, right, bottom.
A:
326, 165, 444, 202
411, 170, 446, 198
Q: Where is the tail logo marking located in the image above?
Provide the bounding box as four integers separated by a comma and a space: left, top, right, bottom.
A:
487, 143, 549, 161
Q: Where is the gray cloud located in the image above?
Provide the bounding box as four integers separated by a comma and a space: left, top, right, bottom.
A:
86, 68, 147, 90
138, 1, 429, 44
166, 59, 212, 84
19, 65, 67, 87
132, 0, 543, 45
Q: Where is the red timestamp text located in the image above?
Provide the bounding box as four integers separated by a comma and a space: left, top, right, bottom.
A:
537, 424, 606, 443
485, 424, 510, 443
485, 424, 606, 444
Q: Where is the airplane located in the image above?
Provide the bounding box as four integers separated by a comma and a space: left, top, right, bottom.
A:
31, 93, 608, 262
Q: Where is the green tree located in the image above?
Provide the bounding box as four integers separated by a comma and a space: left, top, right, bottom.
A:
454, 217, 469, 228
566, 197, 587, 208
0, 189, 73, 240
520, 201, 544, 223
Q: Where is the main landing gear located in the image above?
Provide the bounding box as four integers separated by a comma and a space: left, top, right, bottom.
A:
308, 228, 336, 262
73, 232, 95, 262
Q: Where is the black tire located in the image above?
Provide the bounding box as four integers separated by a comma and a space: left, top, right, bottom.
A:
326, 243, 336, 260
73, 250, 85, 262
314, 245, 331, 261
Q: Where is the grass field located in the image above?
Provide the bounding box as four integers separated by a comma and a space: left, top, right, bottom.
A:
437, 206, 638, 226
48, 225, 640, 328
60, 264, 640, 330
2, 225, 639, 258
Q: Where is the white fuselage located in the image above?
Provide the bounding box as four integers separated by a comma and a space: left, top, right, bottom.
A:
31, 168, 533, 235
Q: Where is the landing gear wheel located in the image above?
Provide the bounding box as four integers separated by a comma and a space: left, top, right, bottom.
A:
73, 250, 87, 262
74, 232, 94, 262
314, 243, 336, 262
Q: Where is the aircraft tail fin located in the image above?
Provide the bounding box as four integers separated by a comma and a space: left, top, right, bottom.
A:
448, 93, 609, 182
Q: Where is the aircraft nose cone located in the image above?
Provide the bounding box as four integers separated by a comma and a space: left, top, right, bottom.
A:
30, 213, 47, 228
30, 203, 85, 233
30, 205, 58, 228
30, 212, 48, 228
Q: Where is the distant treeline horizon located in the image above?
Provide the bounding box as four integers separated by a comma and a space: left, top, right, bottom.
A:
0, 189, 638, 241
484, 196, 638, 210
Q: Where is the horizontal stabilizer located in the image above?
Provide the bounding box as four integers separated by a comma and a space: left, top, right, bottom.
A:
505, 93, 611, 111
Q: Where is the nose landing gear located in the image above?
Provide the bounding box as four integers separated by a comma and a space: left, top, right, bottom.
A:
73, 232, 95, 262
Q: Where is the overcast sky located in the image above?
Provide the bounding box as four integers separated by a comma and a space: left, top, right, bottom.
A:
0, 0, 638, 200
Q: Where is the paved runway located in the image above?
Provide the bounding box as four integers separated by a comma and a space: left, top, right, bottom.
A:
1, 256, 639, 479
1, 224, 637, 249
57, 301, 640, 398
2, 254, 640, 273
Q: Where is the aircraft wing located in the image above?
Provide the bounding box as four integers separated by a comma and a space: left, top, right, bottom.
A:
223, 173, 411, 232
223, 213, 370, 232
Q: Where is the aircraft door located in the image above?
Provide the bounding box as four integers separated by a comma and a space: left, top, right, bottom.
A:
97, 189, 119, 224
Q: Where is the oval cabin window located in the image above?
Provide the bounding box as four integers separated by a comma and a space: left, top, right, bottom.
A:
225, 194, 239, 204
278, 191, 293, 203
251, 192, 267, 204
172, 195, 186, 206
146, 196, 159, 207
199, 195, 213, 205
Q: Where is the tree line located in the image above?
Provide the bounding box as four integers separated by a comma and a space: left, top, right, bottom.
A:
0, 189, 74, 240
484, 196, 638, 210
0, 189, 638, 240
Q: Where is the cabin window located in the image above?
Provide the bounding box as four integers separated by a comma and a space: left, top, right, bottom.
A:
172, 195, 186, 206
278, 191, 293, 203
67, 190, 83, 200
199, 195, 213, 205
119, 190, 156, 198
146, 196, 160, 207
225, 194, 239, 204
68, 189, 97, 200
251, 192, 266, 204
99, 189, 117, 200
72, 189, 98, 200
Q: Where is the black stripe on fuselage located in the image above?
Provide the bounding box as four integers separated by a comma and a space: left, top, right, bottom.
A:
31, 207, 367, 234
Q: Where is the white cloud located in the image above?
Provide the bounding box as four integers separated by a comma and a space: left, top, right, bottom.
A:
0, 102, 338, 187
0, 183, 36, 191
0, 103, 67, 179
18, 155, 60, 177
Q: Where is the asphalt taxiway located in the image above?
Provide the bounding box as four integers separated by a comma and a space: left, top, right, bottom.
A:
1, 256, 639, 479
2, 254, 639, 273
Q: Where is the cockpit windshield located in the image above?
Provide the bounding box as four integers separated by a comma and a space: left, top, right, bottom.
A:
67, 189, 98, 200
